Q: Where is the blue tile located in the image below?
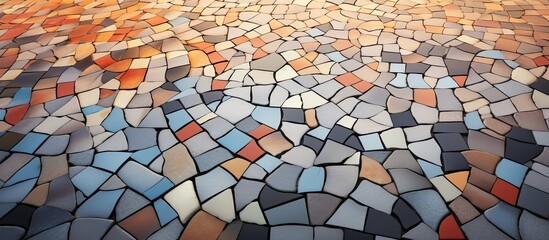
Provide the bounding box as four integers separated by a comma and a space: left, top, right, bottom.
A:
131, 146, 161, 165
166, 109, 192, 131
169, 17, 190, 26
76, 189, 124, 218
359, 134, 384, 151
256, 154, 283, 173
252, 107, 281, 129
11, 133, 48, 154
0, 109, 5, 120
418, 159, 443, 179
436, 76, 459, 88
169, 88, 197, 101
93, 152, 132, 172
144, 177, 174, 200
7, 87, 31, 107
154, 199, 178, 226
71, 167, 111, 196
82, 105, 105, 115
298, 167, 325, 193
495, 159, 528, 187
217, 129, 251, 153
5, 157, 40, 186
504, 60, 519, 69
464, 111, 484, 130
102, 108, 129, 132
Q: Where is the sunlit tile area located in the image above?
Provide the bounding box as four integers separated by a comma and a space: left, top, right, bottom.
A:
0, 0, 548, 239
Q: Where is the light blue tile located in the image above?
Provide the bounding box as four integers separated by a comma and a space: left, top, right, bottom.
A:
7, 87, 31, 107
359, 134, 384, 151
102, 108, 128, 132
504, 60, 519, 69
169, 17, 190, 26
0, 109, 5, 120
464, 111, 484, 130
408, 74, 430, 88
477, 50, 506, 60
390, 63, 405, 73
173, 77, 199, 91
495, 158, 528, 187
93, 152, 132, 172
131, 146, 161, 165
435, 76, 459, 89
252, 106, 281, 129
154, 199, 178, 226
71, 167, 112, 196
217, 129, 251, 153
327, 52, 346, 62
11, 133, 48, 154
166, 109, 192, 131
256, 155, 283, 173
389, 73, 407, 87
298, 167, 325, 193
5, 157, 40, 186
307, 126, 330, 140
418, 159, 443, 179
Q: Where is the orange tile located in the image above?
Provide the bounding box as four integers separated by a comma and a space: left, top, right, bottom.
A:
214, 62, 228, 74
207, 52, 225, 64
221, 158, 250, 179
414, 89, 437, 107
0, 28, 26, 41
30, 88, 56, 105
188, 50, 210, 68
119, 68, 146, 89
336, 72, 362, 86
231, 36, 248, 45
352, 80, 373, 93
250, 38, 266, 48
237, 140, 265, 162
105, 59, 132, 72
452, 76, 467, 87
289, 58, 312, 71
446, 171, 469, 191
94, 55, 116, 68
146, 16, 167, 26
211, 80, 228, 90
253, 49, 268, 60
175, 121, 202, 142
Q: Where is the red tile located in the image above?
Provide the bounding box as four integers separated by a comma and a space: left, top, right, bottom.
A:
237, 140, 265, 162
439, 215, 465, 240
57, 82, 75, 97
95, 55, 116, 68
5, 104, 29, 125
175, 121, 203, 142
249, 125, 275, 139
31, 89, 56, 105
491, 178, 519, 205
534, 56, 549, 66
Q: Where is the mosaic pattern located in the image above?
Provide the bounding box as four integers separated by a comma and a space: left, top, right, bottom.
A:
0, 0, 549, 239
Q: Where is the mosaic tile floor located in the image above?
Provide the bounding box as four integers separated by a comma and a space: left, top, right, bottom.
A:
0, 0, 548, 239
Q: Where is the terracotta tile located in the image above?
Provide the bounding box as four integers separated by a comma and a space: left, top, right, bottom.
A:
491, 178, 519, 205
237, 140, 265, 162
5, 104, 29, 125
336, 73, 362, 86
249, 125, 275, 139
57, 82, 75, 97
180, 211, 225, 240
414, 89, 436, 107
176, 121, 203, 142
439, 215, 465, 239
119, 206, 161, 240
